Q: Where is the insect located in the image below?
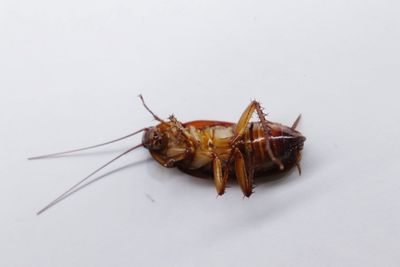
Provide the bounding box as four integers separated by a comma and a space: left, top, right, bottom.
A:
31, 96, 306, 214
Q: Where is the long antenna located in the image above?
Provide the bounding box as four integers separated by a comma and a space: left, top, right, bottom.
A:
28, 128, 146, 160
138, 94, 165, 123
37, 143, 143, 215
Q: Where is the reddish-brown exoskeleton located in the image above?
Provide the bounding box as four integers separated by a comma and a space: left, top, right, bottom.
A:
31, 96, 305, 214
140, 96, 305, 197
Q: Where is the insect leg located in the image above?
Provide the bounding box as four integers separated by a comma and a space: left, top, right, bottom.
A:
213, 156, 227, 195
169, 115, 198, 146
231, 101, 258, 144
221, 101, 257, 177
230, 101, 283, 170
234, 148, 254, 197
253, 102, 284, 170
149, 146, 191, 168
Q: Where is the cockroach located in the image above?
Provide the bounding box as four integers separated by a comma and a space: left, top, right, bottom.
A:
31, 96, 306, 214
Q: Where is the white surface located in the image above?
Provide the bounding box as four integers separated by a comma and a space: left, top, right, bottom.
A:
1, 1, 400, 266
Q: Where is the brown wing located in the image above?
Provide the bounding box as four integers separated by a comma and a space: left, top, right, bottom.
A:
183, 120, 234, 129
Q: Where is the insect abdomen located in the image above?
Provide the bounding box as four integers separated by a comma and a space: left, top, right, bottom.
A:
243, 122, 301, 173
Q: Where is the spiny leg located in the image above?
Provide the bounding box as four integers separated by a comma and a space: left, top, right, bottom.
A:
231, 100, 283, 170
231, 100, 259, 144
168, 115, 197, 145
222, 101, 257, 179
254, 101, 284, 170
221, 101, 257, 189
234, 148, 254, 197
212, 156, 227, 196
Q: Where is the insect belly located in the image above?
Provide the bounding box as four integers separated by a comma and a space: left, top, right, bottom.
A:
186, 125, 234, 170
243, 123, 298, 175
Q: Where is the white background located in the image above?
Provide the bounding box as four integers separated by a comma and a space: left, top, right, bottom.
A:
1, 0, 400, 266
